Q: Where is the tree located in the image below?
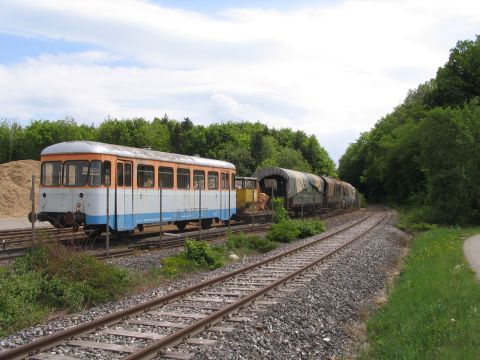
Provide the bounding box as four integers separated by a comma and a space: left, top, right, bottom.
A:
426, 35, 480, 107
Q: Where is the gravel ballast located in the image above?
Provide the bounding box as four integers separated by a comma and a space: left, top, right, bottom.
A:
195, 211, 407, 359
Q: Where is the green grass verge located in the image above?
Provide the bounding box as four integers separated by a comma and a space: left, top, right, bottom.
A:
361, 227, 480, 359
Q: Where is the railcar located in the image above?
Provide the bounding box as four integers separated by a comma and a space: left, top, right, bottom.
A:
251, 167, 326, 215
36, 141, 236, 232
251, 167, 358, 215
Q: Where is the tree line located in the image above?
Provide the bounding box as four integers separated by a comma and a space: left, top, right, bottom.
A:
0, 116, 336, 178
339, 35, 480, 224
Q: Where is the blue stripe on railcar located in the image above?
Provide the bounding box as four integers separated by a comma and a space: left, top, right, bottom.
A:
85, 208, 237, 231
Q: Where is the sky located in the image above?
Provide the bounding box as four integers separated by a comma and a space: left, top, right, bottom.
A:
0, 0, 479, 164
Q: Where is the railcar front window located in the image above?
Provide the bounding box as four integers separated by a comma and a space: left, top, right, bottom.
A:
235, 179, 243, 189
88, 160, 102, 186
178, 168, 190, 189
193, 170, 205, 189
137, 164, 154, 188
246, 180, 255, 189
64, 161, 89, 186
41, 161, 63, 186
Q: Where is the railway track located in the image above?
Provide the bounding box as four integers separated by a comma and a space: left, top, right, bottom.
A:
0, 228, 88, 261
0, 210, 387, 360
93, 223, 271, 260
0, 208, 349, 262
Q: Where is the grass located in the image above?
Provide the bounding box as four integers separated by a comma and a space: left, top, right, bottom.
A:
360, 226, 480, 360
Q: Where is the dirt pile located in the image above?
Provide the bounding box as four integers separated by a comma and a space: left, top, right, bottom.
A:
0, 160, 40, 217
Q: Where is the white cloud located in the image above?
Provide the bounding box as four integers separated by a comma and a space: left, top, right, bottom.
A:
0, 0, 480, 162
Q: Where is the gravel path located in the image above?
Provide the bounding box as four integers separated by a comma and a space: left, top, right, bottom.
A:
0, 209, 408, 360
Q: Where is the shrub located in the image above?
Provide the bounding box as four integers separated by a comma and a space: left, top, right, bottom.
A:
0, 241, 131, 336
161, 256, 195, 276
272, 197, 289, 223
267, 221, 300, 243
249, 236, 278, 253
292, 219, 326, 238
227, 232, 277, 253
184, 240, 224, 270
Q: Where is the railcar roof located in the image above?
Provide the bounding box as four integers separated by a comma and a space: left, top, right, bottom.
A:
41, 141, 236, 169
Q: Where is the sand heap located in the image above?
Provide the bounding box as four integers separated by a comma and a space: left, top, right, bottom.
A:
0, 160, 41, 217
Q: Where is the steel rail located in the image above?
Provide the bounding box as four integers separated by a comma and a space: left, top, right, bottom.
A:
125, 213, 387, 360
0, 213, 373, 360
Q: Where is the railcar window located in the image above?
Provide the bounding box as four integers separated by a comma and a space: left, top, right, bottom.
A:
64, 160, 89, 186
88, 160, 102, 186
125, 163, 132, 187
117, 163, 124, 187
177, 168, 190, 189
137, 164, 154, 188
208, 171, 218, 190
103, 161, 111, 186
158, 167, 173, 188
221, 173, 230, 189
193, 170, 205, 190
235, 179, 243, 189
231, 174, 235, 190
41, 161, 63, 186
245, 180, 255, 189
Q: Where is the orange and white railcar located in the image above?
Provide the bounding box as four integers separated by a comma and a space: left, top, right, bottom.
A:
37, 141, 236, 232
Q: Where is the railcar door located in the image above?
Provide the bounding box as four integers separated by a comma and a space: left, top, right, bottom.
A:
115, 161, 134, 231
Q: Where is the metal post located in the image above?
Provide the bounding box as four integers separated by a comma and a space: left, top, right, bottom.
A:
159, 180, 163, 244
30, 175, 35, 247
106, 186, 110, 258
228, 185, 231, 230
252, 182, 255, 227
198, 182, 202, 240
271, 187, 274, 224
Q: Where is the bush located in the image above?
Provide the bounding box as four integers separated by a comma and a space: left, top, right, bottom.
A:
272, 197, 289, 223
160, 240, 225, 277
161, 256, 196, 276
0, 242, 131, 336
227, 232, 277, 253
267, 221, 300, 243
397, 206, 437, 233
292, 219, 326, 238
184, 240, 224, 270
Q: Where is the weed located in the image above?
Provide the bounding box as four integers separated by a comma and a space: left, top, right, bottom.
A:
292, 219, 326, 238
0, 241, 131, 337
227, 232, 277, 253
267, 220, 300, 243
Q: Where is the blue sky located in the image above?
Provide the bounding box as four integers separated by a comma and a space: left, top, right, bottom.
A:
0, 0, 479, 163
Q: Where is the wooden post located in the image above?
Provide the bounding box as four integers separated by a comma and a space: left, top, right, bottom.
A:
30, 175, 35, 247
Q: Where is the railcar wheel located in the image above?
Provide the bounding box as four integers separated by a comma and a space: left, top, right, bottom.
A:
175, 221, 187, 231
200, 218, 213, 229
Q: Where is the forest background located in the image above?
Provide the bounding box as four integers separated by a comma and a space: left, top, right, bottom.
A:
0, 115, 336, 180
339, 35, 480, 225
